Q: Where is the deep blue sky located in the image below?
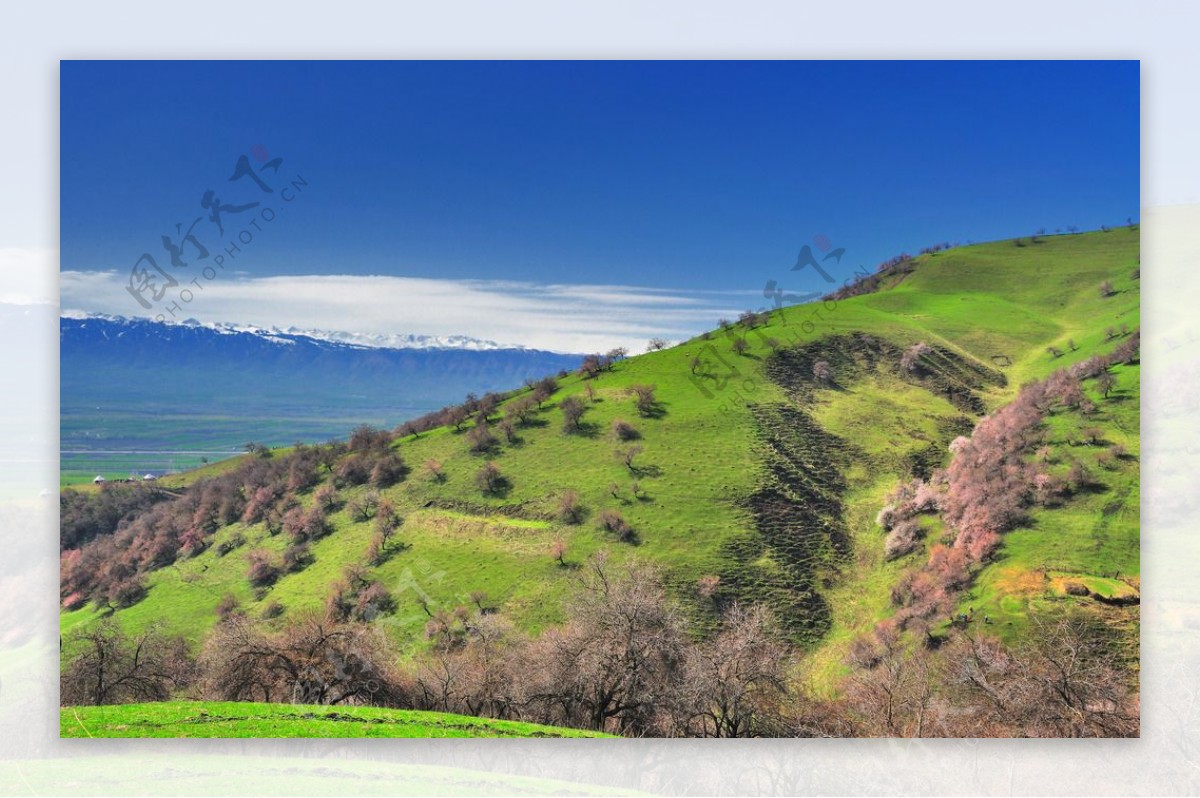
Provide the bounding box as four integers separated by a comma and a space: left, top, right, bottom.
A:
61, 60, 1139, 298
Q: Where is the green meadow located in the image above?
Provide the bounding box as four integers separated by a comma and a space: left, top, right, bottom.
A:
61, 229, 1140, 705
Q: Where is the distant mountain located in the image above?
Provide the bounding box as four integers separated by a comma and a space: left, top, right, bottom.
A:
60, 312, 526, 351
60, 315, 583, 460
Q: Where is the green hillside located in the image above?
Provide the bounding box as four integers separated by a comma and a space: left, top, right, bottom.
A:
60, 229, 1140, 704
61, 701, 611, 738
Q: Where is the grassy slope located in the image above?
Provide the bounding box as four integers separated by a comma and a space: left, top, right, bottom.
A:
61, 701, 612, 738
61, 230, 1140, 696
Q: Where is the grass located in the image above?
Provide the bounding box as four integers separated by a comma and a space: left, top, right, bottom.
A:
61, 701, 611, 738
61, 228, 1141, 701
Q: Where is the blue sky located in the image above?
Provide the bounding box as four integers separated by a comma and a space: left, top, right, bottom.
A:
60, 60, 1139, 351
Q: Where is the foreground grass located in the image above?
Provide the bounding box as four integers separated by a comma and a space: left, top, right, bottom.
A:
60, 701, 612, 739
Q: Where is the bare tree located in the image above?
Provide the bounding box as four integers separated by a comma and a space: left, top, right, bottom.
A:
424, 458, 446, 483
201, 614, 408, 707
560, 395, 586, 433
61, 621, 192, 706
629, 384, 658, 417
675, 604, 792, 737
612, 418, 640, 441
551, 538, 569, 567
616, 444, 644, 471
556, 490, 584, 524
596, 509, 636, 543
522, 555, 686, 734
475, 461, 505, 495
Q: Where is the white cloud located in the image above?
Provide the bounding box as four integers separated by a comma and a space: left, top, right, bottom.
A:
59, 270, 766, 353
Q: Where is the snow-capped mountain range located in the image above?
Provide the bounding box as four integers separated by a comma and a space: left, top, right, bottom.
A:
61, 314, 584, 459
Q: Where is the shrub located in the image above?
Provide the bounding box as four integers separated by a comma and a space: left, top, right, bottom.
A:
557, 490, 584, 524
375, 499, 401, 542
260, 600, 285, 620
216, 593, 242, 620
813, 360, 833, 384
424, 458, 446, 483
1099, 280, 1115, 297
216, 532, 247, 557
730, 337, 748, 356
334, 454, 372, 487
597, 509, 636, 543
506, 394, 539, 425
551, 538, 569, 566
314, 483, 339, 512
348, 490, 380, 522
900, 342, 933, 373
560, 396, 586, 433
246, 549, 282, 588
884, 521, 921, 560
468, 423, 499, 454
368, 455, 404, 488
475, 462, 504, 495
629, 384, 658, 416
612, 418, 640, 441
616, 445, 644, 471
282, 543, 313, 573
355, 582, 396, 620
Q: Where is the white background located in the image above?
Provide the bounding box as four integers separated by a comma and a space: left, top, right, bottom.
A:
1, 2, 1197, 794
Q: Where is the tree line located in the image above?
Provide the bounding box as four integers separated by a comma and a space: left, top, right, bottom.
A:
61, 552, 1136, 737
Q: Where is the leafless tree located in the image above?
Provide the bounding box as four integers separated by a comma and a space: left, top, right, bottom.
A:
424, 458, 446, 483
616, 444, 644, 471
629, 384, 658, 417
61, 621, 193, 705
521, 555, 686, 734
560, 395, 586, 433
475, 461, 505, 495
612, 418, 639, 441
674, 604, 792, 737
201, 614, 409, 707
556, 490, 584, 524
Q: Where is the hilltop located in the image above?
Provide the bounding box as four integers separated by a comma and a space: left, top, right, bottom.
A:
59, 228, 1140, 735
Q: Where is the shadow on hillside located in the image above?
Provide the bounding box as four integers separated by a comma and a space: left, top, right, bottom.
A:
567, 421, 603, 439
374, 541, 411, 565
637, 402, 668, 420
482, 478, 513, 499
630, 463, 663, 479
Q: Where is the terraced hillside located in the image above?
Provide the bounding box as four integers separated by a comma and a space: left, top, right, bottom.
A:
60, 228, 1140, 716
